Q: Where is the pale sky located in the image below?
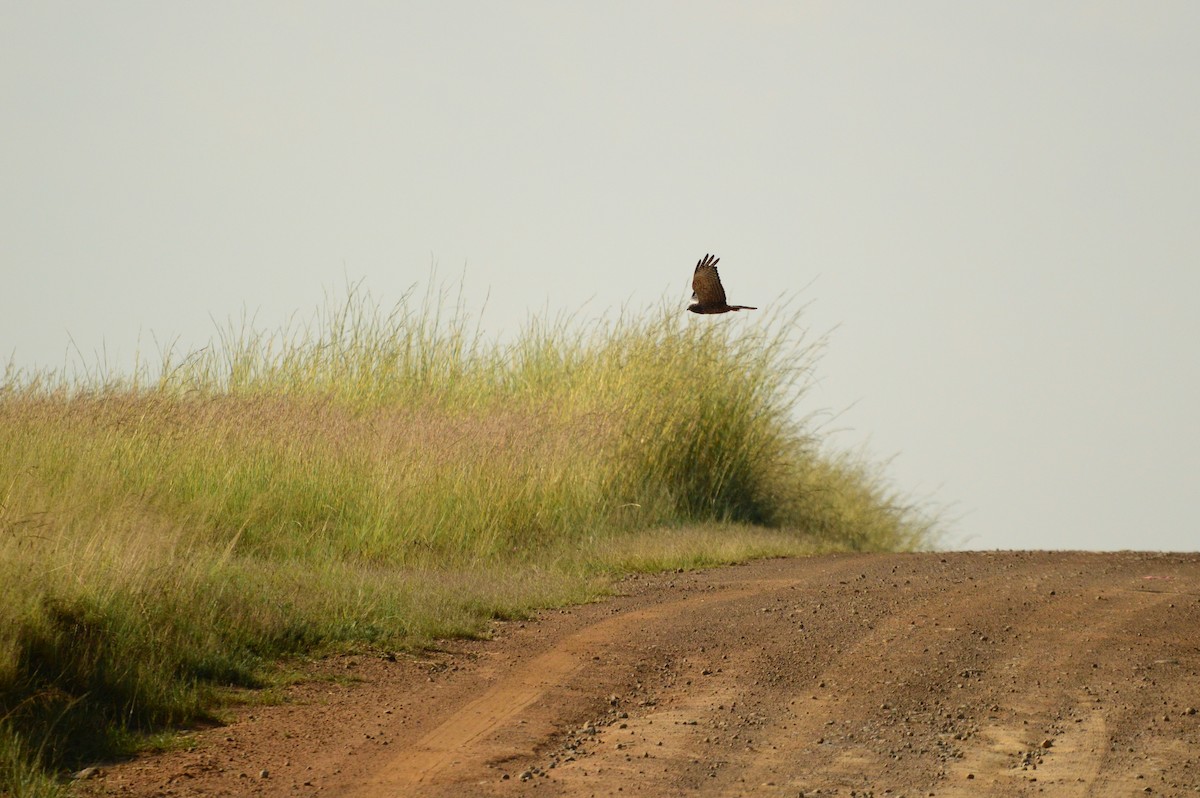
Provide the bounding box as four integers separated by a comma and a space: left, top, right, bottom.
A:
4, 2, 1198, 551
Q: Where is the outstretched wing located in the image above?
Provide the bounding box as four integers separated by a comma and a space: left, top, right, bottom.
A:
692, 254, 728, 307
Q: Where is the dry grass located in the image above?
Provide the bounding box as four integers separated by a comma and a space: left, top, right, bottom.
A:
0, 282, 935, 795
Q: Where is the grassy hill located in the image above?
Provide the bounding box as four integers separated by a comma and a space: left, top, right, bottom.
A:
0, 284, 934, 795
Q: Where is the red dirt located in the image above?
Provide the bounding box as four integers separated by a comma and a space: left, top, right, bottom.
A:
76, 551, 1200, 797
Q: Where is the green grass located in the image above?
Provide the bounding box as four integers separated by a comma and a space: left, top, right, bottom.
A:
0, 282, 935, 795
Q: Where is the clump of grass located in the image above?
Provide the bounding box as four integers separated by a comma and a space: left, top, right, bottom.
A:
0, 721, 64, 798
0, 280, 935, 794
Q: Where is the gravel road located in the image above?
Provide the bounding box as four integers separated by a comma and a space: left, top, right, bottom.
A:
78, 551, 1200, 797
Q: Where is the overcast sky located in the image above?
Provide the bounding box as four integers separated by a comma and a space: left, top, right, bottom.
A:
4, 2, 1198, 551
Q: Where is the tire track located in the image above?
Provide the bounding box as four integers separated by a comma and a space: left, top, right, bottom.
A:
348, 573, 821, 795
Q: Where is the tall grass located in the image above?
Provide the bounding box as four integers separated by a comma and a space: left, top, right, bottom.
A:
0, 282, 934, 794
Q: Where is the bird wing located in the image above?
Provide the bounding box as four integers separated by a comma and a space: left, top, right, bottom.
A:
692, 254, 728, 306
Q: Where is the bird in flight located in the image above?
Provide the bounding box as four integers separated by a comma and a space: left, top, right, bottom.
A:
688, 254, 757, 314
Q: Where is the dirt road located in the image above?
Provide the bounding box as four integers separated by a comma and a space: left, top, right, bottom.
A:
79, 552, 1200, 797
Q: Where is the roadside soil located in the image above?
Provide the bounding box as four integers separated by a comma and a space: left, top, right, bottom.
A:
75, 551, 1200, 797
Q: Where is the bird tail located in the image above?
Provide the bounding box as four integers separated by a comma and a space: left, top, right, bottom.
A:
729, 305, 757, 311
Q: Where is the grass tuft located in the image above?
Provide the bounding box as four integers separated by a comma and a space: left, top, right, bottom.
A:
0, 281, 935, 793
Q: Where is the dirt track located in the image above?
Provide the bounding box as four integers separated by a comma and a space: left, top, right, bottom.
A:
77, 552, 1200, 797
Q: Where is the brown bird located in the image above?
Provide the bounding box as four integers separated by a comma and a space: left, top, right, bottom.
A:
688, 254, 757, 314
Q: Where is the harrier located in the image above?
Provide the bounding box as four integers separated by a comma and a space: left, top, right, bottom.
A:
688, 254, 757, 314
